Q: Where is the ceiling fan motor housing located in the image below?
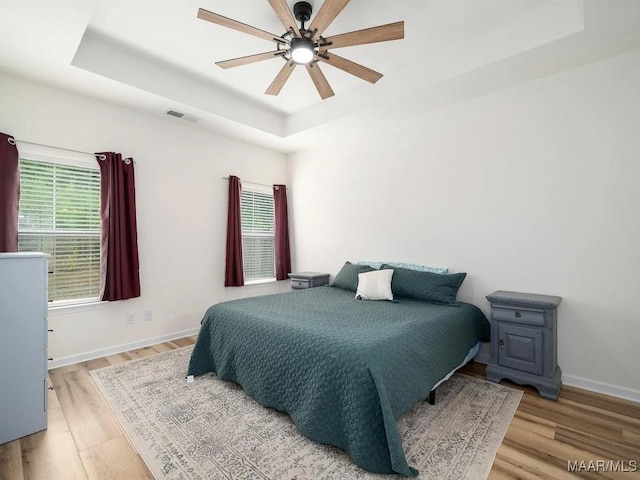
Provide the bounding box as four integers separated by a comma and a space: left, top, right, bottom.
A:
293, 2, 313, 24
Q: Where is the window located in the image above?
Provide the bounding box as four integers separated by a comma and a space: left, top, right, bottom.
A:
241, 187, 275, 282
18, 156, 101, 304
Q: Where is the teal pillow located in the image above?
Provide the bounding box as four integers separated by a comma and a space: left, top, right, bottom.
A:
382, 265, 466, 306
331, 262, 374, 292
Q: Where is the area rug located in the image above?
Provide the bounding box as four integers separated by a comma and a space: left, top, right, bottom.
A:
90, 346, 522, 480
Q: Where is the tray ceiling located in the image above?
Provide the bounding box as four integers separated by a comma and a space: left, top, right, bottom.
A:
1, 1, 639, 152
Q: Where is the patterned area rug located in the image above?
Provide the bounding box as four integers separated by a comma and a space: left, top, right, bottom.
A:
90, 346, 522, 480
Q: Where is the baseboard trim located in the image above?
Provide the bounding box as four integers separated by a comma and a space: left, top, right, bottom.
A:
470, 356, 638, 403
562, 374, 640, 403
48, 327, 200, 370
49, 331, 640, 404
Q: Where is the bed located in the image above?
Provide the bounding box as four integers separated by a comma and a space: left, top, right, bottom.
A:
188, 281, 489, 477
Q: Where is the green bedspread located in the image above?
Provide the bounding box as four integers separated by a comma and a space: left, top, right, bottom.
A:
188, 286, 490, 476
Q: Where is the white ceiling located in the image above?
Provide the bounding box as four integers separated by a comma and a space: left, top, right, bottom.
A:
1, 0, 640, 152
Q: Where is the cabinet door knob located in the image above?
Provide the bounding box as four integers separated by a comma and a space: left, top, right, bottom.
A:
499, 339, 505, 350
514, 311, 521, 318
48, 357, 54, 361
48, 329, 54, 332
48, 386, 54, 390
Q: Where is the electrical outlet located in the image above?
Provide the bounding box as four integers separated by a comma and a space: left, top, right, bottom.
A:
126, 313, 135, 325
144, 310, 152, 322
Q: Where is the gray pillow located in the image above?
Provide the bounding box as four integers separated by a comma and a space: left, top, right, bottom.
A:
331, 262, 375, 292
382, 265, 466, 306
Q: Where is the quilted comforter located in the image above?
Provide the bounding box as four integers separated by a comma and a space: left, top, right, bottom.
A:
188, 286, 489, 476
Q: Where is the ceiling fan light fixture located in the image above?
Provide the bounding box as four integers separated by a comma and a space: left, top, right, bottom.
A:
197, 1, 405, 99
290, 37, 315, 64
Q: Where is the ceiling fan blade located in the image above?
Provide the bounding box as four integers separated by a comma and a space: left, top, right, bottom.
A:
267, 0, 301, 37
305, 63, 335, 100
308, 0, 350, 40
216, 51, 286, 69
265, 61, 296, 96
318, 52, 383, 84
323, 21, 404, 49
197, 8, 281, 43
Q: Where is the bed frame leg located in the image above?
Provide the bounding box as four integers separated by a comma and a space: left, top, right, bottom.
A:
427, 389, 436, 405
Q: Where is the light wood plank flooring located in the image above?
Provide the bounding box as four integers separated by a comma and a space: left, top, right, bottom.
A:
1, 336, 638, 480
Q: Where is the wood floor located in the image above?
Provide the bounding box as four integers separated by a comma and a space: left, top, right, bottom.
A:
1, 336, 638, 480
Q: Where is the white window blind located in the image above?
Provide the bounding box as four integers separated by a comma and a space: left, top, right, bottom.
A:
241, 188, 275, 281
18, 158, 102, 303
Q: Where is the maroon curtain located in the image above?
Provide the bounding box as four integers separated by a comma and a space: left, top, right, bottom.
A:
225, 176, 244, 286
97, 152, 141, 301
273, 184, 291, 281
0, 133, 20, 252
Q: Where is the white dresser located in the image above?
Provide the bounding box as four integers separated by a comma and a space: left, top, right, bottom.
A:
0, 252, 49, 444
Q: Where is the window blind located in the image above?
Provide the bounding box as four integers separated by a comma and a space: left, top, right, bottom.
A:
18, 158, 102, 303
241, 188, 275, 281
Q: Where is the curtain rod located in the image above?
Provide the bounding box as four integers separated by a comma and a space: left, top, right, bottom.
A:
7, 136, 107, 160
222, 176, 277, 189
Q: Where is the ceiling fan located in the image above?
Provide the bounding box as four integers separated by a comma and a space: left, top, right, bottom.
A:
197, 0, 404, 99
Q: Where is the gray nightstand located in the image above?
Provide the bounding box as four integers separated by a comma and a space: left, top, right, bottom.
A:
485, 290, 563, 400
288, 272, 330, 290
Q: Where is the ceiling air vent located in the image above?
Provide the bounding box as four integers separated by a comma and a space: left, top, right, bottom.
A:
166, 110, 199, 122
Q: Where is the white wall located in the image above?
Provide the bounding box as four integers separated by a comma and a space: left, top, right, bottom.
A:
0, 72, 290, 366
288, 48, 640, 401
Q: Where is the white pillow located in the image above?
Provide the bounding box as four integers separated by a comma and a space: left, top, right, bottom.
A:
355, 269, 394, 301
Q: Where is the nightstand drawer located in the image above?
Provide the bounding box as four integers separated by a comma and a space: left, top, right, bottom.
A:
291, 279, 310, 290
288, 272, 329, 290
493, 306, 545, 326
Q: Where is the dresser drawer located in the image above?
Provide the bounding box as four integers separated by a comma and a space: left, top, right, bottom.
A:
492, 306, 545, 326
291, 279, 310, 290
